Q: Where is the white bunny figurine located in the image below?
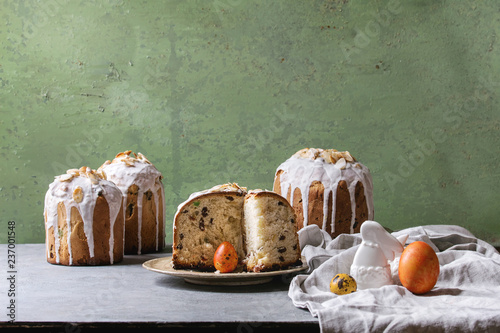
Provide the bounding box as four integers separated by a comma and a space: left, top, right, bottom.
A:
350, 221, 408, 290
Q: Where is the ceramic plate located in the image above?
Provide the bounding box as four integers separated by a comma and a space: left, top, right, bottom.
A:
143, 256, 308, 286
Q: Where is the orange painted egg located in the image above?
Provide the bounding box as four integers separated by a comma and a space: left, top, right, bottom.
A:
213, 241, 238, 273
399, 241, 440, 294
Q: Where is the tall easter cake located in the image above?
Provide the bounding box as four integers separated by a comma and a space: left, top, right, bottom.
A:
273, 148, 374, 238
44, 167, 124, 265
172, 184, 301, 272
99, 151, 165, 254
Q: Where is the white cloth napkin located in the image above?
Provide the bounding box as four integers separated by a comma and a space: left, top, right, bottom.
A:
289, 224, 500, 332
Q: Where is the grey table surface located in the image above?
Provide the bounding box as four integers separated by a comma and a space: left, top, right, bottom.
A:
1, 244, 318, 332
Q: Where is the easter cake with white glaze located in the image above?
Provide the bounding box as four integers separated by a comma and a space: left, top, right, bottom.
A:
44, 167, 124, 265
99, 150, 165, 254
273, 148, 374, 238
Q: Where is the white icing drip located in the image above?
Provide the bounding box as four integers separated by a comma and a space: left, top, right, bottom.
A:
44, 171, 123, 264
275, 153, 374, 234
101, 154, 165, 254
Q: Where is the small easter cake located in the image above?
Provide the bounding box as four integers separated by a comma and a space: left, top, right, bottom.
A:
99, 150, 165, 254
44, 167, 124, 265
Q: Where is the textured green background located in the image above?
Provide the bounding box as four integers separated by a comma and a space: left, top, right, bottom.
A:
1, 0, 499, 246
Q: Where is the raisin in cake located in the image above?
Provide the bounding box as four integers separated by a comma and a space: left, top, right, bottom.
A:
172, 183, 302, 272
99, 150, 165, 254
172, 183, 247, 271
243, 190, 301, 272
273, 148, 374, 238
44, 167, 124, 265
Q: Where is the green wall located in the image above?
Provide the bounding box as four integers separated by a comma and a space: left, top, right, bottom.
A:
1, 0, 499, 246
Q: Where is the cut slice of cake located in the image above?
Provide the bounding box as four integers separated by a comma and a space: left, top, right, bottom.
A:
172, 183, 247, 271
243, 190, 302, 272
172, 184, 302, 272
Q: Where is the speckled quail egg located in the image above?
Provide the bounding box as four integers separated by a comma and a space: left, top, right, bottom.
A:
330, 273, 357, 295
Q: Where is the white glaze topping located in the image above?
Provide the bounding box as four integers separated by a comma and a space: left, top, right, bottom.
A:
275, 148, 374, 234
43, 167, 123, 264
99, 151, 165, 254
